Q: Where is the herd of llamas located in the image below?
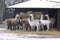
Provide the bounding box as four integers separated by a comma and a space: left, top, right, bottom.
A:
4, 11, 55, 32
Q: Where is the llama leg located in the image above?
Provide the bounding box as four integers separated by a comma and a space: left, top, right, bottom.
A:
20, 26, 22, 30
30, 26, 33, 31
12, 26, 14, 30
39, 25, 41, 31
23, 24, 26, 31
14, 25, 16, 30
10, 26, 13, 30
52, 24, 53, 28
18, 25, 20, 30
13, 26, 14, 30
13, 25, 14, 30
42, 25, 44, 31
47, 25, 49, 31
17, 25, 19, 30
37, 26, 39, 32
7, 25, 10, 30
12, 26, 13, 30
13, 25, 16, 30
7, 26, 9, 29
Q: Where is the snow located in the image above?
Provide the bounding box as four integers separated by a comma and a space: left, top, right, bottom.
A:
0, 28, 6, 30
49, 0, 60, 2
0, 32, 59, 40
8, 0, 60, 8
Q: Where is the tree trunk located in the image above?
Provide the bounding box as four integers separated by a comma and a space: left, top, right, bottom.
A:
0, 0, 5, 23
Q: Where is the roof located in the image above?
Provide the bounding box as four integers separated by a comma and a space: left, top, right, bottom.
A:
8, 0, 60, 8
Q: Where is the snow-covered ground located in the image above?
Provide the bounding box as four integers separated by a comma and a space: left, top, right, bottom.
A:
0, 24, 60, 40
8, 0, 60, 8
0, 32, 59, 40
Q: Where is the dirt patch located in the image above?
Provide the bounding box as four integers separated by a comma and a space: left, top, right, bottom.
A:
0, 30, 60, 36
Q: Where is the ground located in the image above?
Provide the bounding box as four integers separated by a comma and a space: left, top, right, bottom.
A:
0, 30, 60, 40
0, 30, 60, 36
0, 24, 60, 40
0, 28, 60, 37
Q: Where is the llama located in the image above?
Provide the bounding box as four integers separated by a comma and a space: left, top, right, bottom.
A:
5, 14, 21, 30
28, 14, 40, 32
40, 14, 51, 31
21, 19, 31, 31
49, 18, 55, 28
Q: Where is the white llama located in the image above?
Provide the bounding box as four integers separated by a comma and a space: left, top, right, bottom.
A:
40, 14, 51, 31
28, 14, 40, 32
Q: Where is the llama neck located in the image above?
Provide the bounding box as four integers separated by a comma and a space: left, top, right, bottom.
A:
28, 18, 30, 23
40, 15, 43, 20
31, 16, 34, 20
15, 17, 18, 20
15, 18, 17, 20
46, 16, 49, 20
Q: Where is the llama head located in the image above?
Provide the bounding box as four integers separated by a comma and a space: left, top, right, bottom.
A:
29, 14, 33, 17
45, 14, 50, 20
29, 14, 34, 19
45, 14, 49, 17
15, 14, 20, 19
16, 14, 19, 17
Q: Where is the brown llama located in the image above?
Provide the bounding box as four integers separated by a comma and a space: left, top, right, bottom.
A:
5, 14, 21, 30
